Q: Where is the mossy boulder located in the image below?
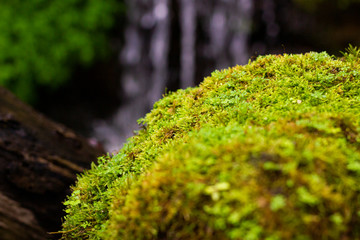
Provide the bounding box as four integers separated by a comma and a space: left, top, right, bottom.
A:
61, 49, 360, 239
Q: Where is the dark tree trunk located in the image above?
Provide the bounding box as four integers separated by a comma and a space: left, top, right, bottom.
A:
0, 87, 105, 240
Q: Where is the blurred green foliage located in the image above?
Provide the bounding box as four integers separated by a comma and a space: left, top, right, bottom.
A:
0, 0, 123, 102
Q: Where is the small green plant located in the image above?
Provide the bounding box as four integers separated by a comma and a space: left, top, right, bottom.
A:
341, 44, 360, 60
61, 50, 360, 239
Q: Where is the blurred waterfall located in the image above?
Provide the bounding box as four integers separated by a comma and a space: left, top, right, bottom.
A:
93, 0, 254, 152
93, 0, 171, 152
179, 0, 196, 88
262, 0, 279, 43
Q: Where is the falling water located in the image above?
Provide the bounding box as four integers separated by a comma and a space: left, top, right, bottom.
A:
93, 0, 171, 152
262, 0, 280, 44
179, 0, 196, 89
93, 0, 254, 151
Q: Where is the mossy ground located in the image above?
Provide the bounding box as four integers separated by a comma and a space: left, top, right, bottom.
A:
61, 49, 360, 239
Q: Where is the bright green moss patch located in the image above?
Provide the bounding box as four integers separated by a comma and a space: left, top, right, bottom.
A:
61, 50, 360, 239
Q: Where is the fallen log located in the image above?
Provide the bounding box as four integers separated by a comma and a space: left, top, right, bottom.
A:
0, 87, 105, 240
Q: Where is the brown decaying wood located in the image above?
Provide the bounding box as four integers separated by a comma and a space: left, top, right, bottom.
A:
0, 87, 105, 240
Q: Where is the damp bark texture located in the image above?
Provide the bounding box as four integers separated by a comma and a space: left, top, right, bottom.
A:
0, 87, 105, 240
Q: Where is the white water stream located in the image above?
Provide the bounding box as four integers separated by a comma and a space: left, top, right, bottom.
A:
93, 0, 254, 152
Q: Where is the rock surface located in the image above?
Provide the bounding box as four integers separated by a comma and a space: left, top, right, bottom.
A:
0, 87, 105, 239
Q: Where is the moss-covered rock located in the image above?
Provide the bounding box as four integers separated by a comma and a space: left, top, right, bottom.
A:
61, 49, 360, 239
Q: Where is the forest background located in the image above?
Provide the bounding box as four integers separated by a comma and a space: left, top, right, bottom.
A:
0, 0, 359, 150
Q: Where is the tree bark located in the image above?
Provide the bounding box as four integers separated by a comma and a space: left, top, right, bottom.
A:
0, 87, 105, 240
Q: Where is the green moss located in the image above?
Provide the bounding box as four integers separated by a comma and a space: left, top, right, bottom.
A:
61, 50, 360, 239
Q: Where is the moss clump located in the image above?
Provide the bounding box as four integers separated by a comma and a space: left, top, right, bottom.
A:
61, 50, 360, 239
